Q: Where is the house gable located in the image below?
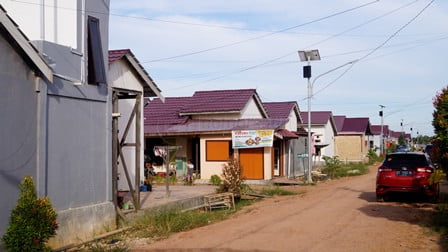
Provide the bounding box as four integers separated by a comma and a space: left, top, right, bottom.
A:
109, 49, 163, 100
263, 101, 301, 131
179, 89, 268, 120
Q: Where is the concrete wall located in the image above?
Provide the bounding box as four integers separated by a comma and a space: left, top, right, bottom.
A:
0, 1, 115, 247
199, 134, 274, 181
285, 138, 306, 178
284, 110, 298, 131
109, 60, 145, 191
200, 135, 232, 180
334, 135, 368, 162
0, 35, 39, 236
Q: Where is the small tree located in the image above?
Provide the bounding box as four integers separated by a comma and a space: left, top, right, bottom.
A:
398, 134, 406, 146
220, 158, 245, 197
322, 156, 343, 179
432, 86, 448, 173
2, 176, 58, 252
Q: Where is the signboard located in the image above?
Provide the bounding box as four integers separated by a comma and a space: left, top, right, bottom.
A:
297, 153, 309, 158
232, 130, 274, 149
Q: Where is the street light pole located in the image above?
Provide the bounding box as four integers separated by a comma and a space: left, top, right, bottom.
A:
379, 105, 385, 155
306, 63, 313, 183
299, 50, 320, 183
298, 50, 357, 183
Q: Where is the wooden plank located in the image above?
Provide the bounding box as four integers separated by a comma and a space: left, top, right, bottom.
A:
135, 94, 141, 209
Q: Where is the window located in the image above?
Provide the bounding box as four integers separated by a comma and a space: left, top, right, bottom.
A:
206, 140, 231, 161
87, 16, 106, 84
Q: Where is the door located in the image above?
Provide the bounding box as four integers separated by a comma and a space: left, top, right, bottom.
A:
239, 148, 264, 180
273, 147, 280, 176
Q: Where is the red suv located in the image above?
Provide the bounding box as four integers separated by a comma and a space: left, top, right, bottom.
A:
376, 152, 439, 202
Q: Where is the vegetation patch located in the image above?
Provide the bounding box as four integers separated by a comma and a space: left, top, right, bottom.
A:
428, 192, 448, 250
74, 184, 298, 251
2, 176, 58, 252
321, 156, 369, 179
260, 186, 298, 196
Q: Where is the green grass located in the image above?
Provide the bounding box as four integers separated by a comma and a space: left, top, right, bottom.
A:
428, 193, 448, 250
77, 186, 296, 251
130, 197, 260, 239
260, 186, 298, 196
321, 161, 370, 179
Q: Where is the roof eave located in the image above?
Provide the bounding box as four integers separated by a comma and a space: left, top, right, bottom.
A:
0, 8, 53, 83
179, 110, 240, 116
123, 53, 164, 102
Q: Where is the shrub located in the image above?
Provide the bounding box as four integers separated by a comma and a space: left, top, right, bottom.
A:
210, 175, 222, 186
2, 176, 58, 252
260, 186, 297, 196
321, 156, 343, 179
220, 158, 245, 196
367, 149, 380, 164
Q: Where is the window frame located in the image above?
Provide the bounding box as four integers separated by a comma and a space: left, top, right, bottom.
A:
206, 140, 232, 162
87, 16, 106, 85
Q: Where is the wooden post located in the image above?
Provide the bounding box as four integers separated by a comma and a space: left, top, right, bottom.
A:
112, 92, 119, 210
135, 94, 141, 209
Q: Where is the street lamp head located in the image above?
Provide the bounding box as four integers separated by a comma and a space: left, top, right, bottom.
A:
298, 50, 321, 62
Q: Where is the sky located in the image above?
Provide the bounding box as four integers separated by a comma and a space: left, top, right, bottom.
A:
109, 0, 448, 137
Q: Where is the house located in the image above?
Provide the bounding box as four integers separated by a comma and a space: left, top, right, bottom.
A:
334, 116, 372, 162
299, 111, 338, 165
389, 130, 411, 146
369, 125, 390, 155
144, 89, 306, 181
263, 102, 306, 178
108, 49, 164, 206
0, 2, 115, 247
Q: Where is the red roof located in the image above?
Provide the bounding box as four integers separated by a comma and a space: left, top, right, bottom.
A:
300, 111, 333, 125
370, 125, 389, 136
389, 130, 410, 139
263, 102, 298, 120
179, 89, 266, 116
335, 116, 371, 135
333, 115, 346, 132
144, 97, 190, 125
277, 129, 299, 139
145, 119, 286, 135
108, 49, 130, 63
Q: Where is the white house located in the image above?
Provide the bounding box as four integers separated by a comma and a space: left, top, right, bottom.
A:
299, 111, 337, 165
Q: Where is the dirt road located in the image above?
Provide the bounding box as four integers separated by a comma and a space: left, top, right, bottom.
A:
131, 166, 442, 251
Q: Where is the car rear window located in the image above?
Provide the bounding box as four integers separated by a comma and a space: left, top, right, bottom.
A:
382, 154, 429, 168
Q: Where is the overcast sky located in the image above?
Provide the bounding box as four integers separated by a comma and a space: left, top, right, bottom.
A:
109, 0, 448, 137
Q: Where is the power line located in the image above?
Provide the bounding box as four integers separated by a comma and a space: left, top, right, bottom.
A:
141, 0, 380, 63
310, 0, 436, 98
163, 0, 428, 91
304, 0, 420, 49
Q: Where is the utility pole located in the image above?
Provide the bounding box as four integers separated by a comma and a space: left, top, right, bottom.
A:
379, 105, 385, 155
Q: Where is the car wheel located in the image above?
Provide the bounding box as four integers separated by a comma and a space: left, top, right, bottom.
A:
376, 194, 385, 202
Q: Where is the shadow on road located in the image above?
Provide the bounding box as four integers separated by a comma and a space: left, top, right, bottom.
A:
358, 191, 376, 202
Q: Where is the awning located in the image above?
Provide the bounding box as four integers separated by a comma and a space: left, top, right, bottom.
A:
276, 129, 299, 139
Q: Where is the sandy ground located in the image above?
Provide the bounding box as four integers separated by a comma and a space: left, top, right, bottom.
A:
131, 166, 443, 252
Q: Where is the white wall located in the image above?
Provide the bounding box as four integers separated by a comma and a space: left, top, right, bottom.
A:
109, 60, 143, 91
200, 135, 232, 180
284, 110, 298, 131
109, 60, 145, 191
2, 0, 79, 49
199, 135, 273, 181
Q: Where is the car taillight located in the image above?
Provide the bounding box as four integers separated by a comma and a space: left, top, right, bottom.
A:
378, 166, 392, 172
416, 167, 433, 173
